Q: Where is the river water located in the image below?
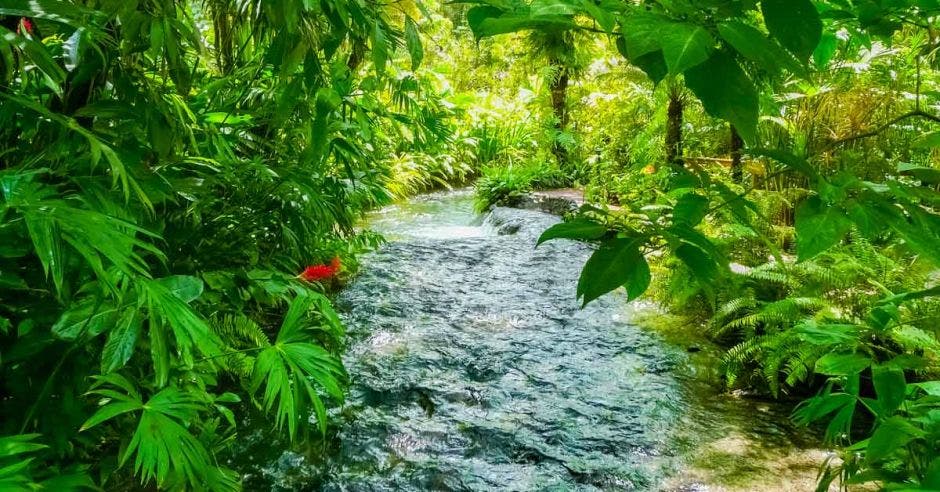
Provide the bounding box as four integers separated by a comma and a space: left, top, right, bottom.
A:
238, 190, 825, 491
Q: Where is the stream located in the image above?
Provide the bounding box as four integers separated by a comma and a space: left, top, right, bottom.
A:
237, 190, 828, 491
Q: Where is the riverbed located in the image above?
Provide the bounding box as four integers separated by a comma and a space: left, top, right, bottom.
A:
237, 190, 831, 491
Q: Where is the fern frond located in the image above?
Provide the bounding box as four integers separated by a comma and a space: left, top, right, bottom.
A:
211, 314, 270, 377
712, 296, 757, 325
213, 314, 269, 349
784, 344, 831, 387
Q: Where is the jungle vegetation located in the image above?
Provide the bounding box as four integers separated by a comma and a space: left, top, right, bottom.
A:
1, 0, 939, 490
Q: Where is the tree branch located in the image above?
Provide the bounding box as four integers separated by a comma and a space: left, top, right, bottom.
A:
824, 110, 940, 150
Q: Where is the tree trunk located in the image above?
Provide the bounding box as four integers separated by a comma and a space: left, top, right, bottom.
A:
347, 40, 364, 71
550, 66, 570, 167
213, 11, 234, 75
666, 85, 683, 167
730, 124, 744, 183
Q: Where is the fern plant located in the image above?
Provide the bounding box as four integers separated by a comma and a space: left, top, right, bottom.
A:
0, 0, 433, 487
707, 247, 925, 396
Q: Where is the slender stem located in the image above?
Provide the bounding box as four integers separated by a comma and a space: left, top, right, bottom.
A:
20, 345, 76, 433
20, 300, 105, 433
195, 346, 266, 363
706, 168, 792, 216
824, 110, 940, 150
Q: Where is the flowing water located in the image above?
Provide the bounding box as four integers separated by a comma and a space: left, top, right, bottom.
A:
237, 190, 826, 491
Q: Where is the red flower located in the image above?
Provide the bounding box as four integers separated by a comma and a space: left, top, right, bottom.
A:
299, 256, 341, 282
18, 18, 34, 35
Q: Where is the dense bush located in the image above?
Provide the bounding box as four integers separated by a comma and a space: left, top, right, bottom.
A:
0, 0, 457, 489
468, 0, 940, 489
474, 158, 570, 211
4, 0, 940, 489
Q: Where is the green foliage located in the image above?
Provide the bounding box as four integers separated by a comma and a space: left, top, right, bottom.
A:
82, 376, 239, 490
507, 0, 940, 488
474, 159, 569, 210
575, 237, 650, 306
0, 0, 458, 488
761, 0, 822, 61
0, 433, 94, 491
684, 51, 759, 144
537, 218, 607, 245
249, 292, 346, 440
463, 0, 821, 142
3, 0, 940, 489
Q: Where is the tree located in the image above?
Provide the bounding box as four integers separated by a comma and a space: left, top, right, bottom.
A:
665, 80, 685, 166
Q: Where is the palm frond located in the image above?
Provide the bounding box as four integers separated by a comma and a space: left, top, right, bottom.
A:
250, 292, 346, 439
82, 375, 238, 491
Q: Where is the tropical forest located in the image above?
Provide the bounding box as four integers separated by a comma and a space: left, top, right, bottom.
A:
2, 0, 940, 490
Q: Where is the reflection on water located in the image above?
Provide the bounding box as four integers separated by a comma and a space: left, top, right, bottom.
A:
236, 189, 827, 491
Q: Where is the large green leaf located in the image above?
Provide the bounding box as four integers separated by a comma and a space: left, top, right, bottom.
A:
761, 0, 822, 61
674, 243, 720, 283
466, 2, 577, 39
616, 36, 667, 83
0, 434, 47, 457
813, 32, 838, 68
815, 352, 871, 376
794, 196, 852, 260
897, 162, 940, 184
876, 285, 940, 307
866, 416, 923, 463
845, 198, 880, 239
669, 224, 725, 266
684, 51, 759, 145
577, 0, 615, 33
537, 219, 607, 246
101, 308, 142, 373
576, 237, 650, 306
886, 196, 940, 265
794, 321, 860, 345
871, 365, 906, 415
155, 275, 204, 303
621, 12, 713, 75
659, 24, 713, 75
634, 51, 668, 84
912, 131, 940, 149
371, 22, 389, 72
792, 391, 856, 429
619, 12, 667, 59
51, 300, 120, 340
717, 21, 804, 76
23, 212, 65, 296
467, 6, 505, 38
404, 17, 424, 71
672, 193, 709, 227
